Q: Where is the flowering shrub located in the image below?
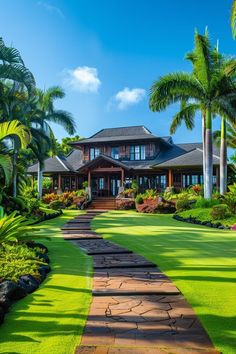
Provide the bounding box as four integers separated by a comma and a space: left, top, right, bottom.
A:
116, 199, 135, 210
42, 193, 58, 204
191, 184, 202, 195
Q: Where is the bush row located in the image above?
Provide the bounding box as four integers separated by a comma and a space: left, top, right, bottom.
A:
173, 214, 231, 229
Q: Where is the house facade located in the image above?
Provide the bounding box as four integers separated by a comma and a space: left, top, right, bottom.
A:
28, 125, 221, 196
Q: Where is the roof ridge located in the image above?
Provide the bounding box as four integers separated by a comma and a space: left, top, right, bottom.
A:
55, 156, 70, 171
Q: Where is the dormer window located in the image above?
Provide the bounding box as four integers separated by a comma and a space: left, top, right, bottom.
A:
90, 147, 100, 160
111, 147, 119, 159
130, 145, 145, 160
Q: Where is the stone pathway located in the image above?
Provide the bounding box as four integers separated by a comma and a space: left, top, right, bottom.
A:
62, 211, 219, 354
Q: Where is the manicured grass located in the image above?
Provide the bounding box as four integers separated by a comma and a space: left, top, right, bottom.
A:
178, 207, 236, 227
92, 210, 236, 354
0, 210, 92, 354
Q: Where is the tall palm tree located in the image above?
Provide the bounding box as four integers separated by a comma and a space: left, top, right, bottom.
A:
231, 0, 236, 38
150, 30, 236, 199
31, 86, 76, 198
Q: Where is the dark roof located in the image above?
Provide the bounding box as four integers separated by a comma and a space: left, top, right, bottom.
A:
27, 149, 84, 174
78, 154, 131, 172
69, 125, 170, 145
66, 149, 84, 170
122, 143, 220, 170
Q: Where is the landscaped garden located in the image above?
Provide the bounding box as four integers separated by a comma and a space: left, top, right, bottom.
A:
1, 1, 236, 353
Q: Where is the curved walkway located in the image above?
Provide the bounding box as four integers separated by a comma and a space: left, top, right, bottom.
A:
62, 211, 219, 354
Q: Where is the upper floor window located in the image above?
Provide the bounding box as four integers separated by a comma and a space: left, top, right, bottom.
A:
111, 147, 119, 159
130, 145, 145, 160
90, 147, 100, 160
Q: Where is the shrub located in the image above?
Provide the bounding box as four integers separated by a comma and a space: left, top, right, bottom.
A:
157, 202, 176, 214
144, 189, 157, 199
67, 204, 78, 210
43, 193, 58, 204
82, 181, 88, 188
75, 189, 87, 197
49, 200, 64, 210
176, 195, 192, 212
0, 243, 45, 282
116, 199, 135, 210
195, 197, 220, 209
135, 194, 144, 204
42, 177, 52, 190
131, 180, 138, 192
210, 204, 231, 220
191, 184, 202, 195
222, 193, 236, 214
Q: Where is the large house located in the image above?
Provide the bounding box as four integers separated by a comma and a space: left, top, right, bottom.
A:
28, 125, 221, 196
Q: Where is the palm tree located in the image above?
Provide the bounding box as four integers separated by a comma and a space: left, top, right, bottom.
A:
31, 86, 76, 198
214, 121, 236, 191
150, 30, 236, 199
0, 120, 31, 189
0, 38, 35, 196
231, 0, 236, 38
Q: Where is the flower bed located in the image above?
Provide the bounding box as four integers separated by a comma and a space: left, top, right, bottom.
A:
116, 198, 135, 210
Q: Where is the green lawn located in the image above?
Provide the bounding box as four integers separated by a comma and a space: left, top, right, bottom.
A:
92, 210, 236, 354
0, 210, 92, 354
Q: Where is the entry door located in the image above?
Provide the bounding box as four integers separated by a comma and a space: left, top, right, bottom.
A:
110, 176, 121, 196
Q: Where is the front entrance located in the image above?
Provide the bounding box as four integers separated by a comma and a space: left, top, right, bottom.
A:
91, 174, 121, 197
110, 176, 121, 196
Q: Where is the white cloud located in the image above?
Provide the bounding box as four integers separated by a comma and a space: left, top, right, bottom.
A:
63, 66, 101, 93
37, 2, 65, 18
113, 87, 146, 110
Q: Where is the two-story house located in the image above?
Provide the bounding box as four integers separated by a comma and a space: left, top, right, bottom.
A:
28, 125, 221, 196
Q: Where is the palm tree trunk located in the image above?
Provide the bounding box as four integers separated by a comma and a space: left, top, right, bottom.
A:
37, 161, 43, 199
12, 141, 18, 197
220, 117, 227, 195
205, 108, 213, 199
202, 113, 206, 196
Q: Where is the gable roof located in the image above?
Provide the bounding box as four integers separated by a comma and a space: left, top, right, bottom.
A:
78, 154, 131, 172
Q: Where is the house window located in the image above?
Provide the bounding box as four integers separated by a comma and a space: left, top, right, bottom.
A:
98, 177, 105, 190
90, 147, 100, 160
111, 147, 119, 159
130, 145, 146, 160
160, 175, 167, 189
192, 175, 199, 185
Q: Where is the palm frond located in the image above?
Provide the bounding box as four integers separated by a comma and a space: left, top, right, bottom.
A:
0, 154, 13, 186
170, 102, 199, 134
0, 37, 24, 65
0, 120, 31, 149
149, 72, 204, 112
45, 110, 76, 134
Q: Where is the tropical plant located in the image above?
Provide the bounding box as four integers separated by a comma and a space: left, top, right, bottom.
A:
210, 204, 231, 220
150, 30, 236, 199
31, 86, 76, 198
0, 211, 37, 243
55, 135, 82, 155
0, 120, 31, 193
231, 0, 236, 38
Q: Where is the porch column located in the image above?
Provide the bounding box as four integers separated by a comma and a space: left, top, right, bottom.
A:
216, 167, 220, 190
58, 173, 62, 194
121, 168, 124, 187
88, 170, 91, 188
168, 169, 172, 187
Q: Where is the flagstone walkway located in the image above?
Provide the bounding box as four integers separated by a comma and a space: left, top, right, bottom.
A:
62, 211, 219, 354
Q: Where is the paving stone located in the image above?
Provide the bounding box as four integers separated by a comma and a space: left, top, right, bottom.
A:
93, 253, 155, 269
67, 219, 93, 224
93, 268, 180, 295
80, 295, 218, 351
61, 225, 91, 231
71, 239, 132, 255
64, 233, 103, 240
75, 347, 219, 354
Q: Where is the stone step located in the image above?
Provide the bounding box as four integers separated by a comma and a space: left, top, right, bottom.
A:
92, 267, 180, 296
61, 225, 91, 231
70, 239, 132, 255
92, 253, 156, 269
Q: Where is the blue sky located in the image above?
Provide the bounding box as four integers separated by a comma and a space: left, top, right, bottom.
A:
0, 0, 235, 142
